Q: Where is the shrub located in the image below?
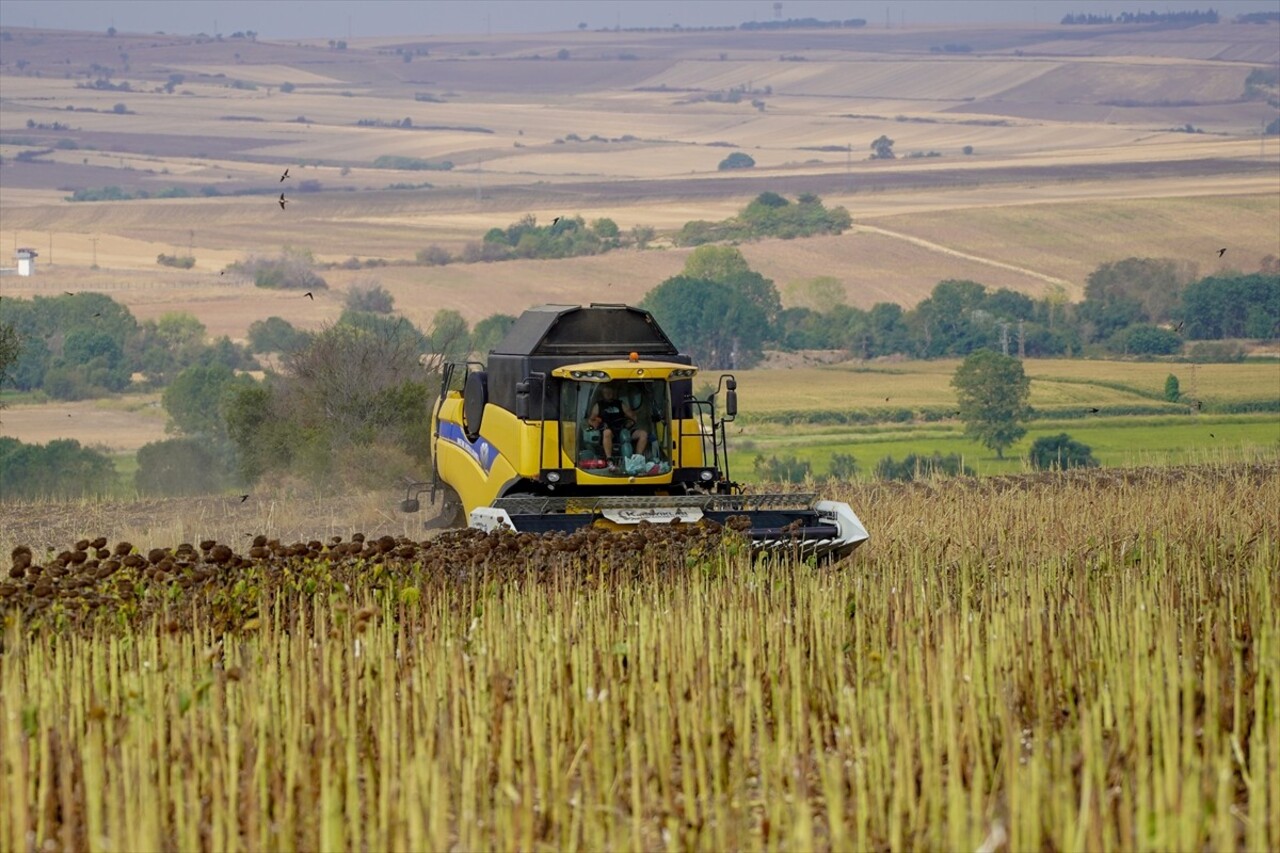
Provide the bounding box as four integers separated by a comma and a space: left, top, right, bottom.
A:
828, 453, 859, 480
247, 316, 310, 354
1107, 324, 1182, 356
416, 245, 452, 265
1187, 341, 1246, 363
232, 248, 328, 291
156, 253, 196, 269
718, 152, 755, 170
0, 437, 116, 499
344, 283, 395, 314
135, 437, 230, 495
371, 155, 454, 171
1028, 433, 1099, 471
874, 452, 973, 482
753, 453, 811, 483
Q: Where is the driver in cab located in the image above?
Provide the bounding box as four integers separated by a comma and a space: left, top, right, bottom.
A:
589, 382, 648, 460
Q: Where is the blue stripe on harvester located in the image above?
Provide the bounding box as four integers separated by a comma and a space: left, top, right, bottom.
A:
438, 420, 498, 473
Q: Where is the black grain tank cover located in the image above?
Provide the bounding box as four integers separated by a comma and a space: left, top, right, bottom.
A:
492, 304, 679, 358
485, 305, 692, 418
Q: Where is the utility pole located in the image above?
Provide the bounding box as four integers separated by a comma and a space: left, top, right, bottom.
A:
1018, 319, 1026, 358
90, 237, 98, 268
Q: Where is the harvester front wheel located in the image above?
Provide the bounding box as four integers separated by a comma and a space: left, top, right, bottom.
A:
423, 485, 465, 530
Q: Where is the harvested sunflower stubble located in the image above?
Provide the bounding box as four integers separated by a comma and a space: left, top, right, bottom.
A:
1, 463, 1276, 852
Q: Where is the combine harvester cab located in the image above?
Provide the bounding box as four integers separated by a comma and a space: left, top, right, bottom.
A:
402, 304, 868, 561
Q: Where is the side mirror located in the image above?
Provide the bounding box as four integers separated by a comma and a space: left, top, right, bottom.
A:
515, 380, 531, 420
725, 389, 738, 418
400, 498, 420, 513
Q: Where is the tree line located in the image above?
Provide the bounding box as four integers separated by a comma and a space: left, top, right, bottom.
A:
643, 249, 1278, 369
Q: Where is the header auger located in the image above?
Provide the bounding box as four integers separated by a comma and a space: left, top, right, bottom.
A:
401, 304, 867, 560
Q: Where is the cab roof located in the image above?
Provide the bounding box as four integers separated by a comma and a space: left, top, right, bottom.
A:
491, 304, 679, 358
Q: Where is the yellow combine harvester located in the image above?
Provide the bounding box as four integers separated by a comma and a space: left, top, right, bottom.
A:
401, 304, 868, 560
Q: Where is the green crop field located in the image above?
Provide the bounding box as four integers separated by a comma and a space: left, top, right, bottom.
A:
735, 359, 1280, 415
733, 414, 1280, 480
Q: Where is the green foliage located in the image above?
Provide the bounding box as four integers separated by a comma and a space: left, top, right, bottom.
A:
1163, 374, 1181, 402
344, 283, 395, 314
471, 313, 518, 359
641, 269, 778, 369
753, 453, 811, 483
370, 155, 454, 170
591, 218, 620, 239
683, 246, 752, 282
674, 193, 851, 246
1028, 433, 1099, 471
870, 135, 895, 159
951, 350, 1031, 459
231, 248, 328, 291
1079, 257, 1195, 341
473, 214, 622, 261
717, 152, 755, 170
0, 322, 21, 398
156, 253, 196, 268
133, 312, 256, 386
1106, 324, 1182, 356
247, 316, 310, 354
827, 452, 859, 480
1181, 273, 1279, 340
162, 363, 250, 438
873, 452, 972, 481
48, 328, 130, 398
135, 437, 230, 496
0, 437, 116, 499
226, 313, 446, 487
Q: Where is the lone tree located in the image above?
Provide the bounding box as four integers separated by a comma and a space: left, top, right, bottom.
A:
870, 134, 895, 159
951, 350, 1031, 459
718, 151, 756, 170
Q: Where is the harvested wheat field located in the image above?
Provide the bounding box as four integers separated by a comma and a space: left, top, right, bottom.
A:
2, 463, 1276, 851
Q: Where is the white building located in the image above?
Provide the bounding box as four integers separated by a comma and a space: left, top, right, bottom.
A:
16, 248, 38, 276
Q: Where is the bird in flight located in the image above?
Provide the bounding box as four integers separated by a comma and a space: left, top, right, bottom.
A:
304, 292, 314, 300
1087, 407, 1100, 414
551, 216, 561, 226
1173, 320, 1184, 332
239, 494, 250, 503
1217, 247, 1227, 257
279, 193, 288, 209
280, 168, 290, 182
